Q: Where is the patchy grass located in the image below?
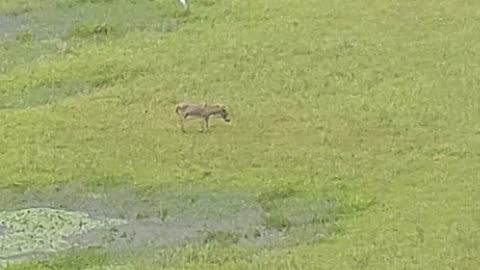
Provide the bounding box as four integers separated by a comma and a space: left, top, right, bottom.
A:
1, 0, 480, 269
203, 231, 240, 245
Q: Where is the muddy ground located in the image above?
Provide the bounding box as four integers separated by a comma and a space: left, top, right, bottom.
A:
0, 181, 334, 266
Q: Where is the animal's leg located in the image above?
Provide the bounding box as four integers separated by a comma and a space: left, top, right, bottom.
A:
203, 116, 209, 132
200, 118, 205, 132
180, 119, 185, 132
179, 115, 186, 132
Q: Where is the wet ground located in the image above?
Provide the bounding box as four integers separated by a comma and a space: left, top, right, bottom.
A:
0, 13, 25, 34
0, 2, 183, 109
0, 181, 335, 267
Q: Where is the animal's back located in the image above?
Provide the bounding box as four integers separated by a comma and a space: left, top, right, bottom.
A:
175, 102, 205, 115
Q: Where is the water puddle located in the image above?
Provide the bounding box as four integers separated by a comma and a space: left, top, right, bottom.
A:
0, 182, 336, 267
0, 13, 25, 35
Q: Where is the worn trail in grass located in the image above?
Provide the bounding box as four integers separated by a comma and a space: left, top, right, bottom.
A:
1, 0, 480, 269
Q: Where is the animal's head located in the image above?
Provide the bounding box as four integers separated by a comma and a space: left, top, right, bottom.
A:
215, 104, 231, 122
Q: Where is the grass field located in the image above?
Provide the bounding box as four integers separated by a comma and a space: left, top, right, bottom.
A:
1, 0, 480, 269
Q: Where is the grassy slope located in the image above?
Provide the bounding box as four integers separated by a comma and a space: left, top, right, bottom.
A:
1, 0, 480, 269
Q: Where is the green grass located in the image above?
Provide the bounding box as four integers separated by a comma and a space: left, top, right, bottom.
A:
1, 0, 480, 269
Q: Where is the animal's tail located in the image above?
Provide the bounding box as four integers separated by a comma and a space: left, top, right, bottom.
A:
175, 104, 183, 116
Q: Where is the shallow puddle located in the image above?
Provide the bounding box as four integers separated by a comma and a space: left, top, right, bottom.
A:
0, 182, 335, 267
0, 13, 25, 35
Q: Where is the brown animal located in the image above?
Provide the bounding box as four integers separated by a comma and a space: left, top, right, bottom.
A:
175, 101, 231, 132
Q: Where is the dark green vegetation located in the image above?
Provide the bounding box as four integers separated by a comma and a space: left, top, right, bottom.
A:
1, 0, 480, 269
